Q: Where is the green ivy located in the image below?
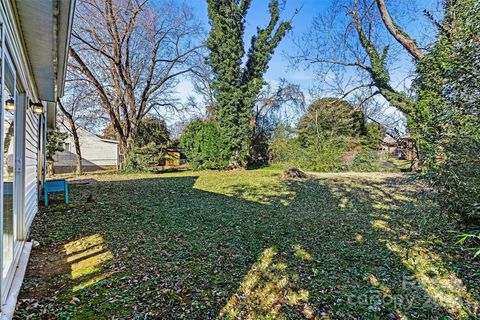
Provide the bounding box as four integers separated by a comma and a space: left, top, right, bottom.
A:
179, 120, 230, 170
206, 0, 291, 167
414, 0, 480, 223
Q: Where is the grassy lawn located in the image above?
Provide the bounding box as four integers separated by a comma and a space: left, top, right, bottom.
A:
16, 169, 479, 319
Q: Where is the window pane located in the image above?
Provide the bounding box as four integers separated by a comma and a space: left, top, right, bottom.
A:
3, 54, 15, 280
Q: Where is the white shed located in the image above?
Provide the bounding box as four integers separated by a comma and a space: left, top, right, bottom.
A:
54, 126, 120, 173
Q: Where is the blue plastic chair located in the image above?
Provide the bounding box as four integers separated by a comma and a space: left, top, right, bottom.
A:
4, 182, 13, 195
44, 179, 69, 206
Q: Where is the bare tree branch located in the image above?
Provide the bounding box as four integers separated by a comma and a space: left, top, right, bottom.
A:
375, 0, 425, 60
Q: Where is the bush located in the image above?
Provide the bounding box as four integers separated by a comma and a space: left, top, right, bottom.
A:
298, 139, 350, 172
268, 98, 385, 173
269, 126, 302, 164
270, 132, 352, 172
179, 120, 230, 170
125, 142, 164, 172
351, 150, 379, 172
363, 123, 385, 149
297, 98, 364, 145
46, 130, 68, 175
46, 130, 68, 161
433, 135, 480, 223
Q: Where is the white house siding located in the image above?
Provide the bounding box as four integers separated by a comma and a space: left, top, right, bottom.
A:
54, 126, 119, 173
0, 0, 74, 312
7, 99, 39, 235
24, 111, 38, 231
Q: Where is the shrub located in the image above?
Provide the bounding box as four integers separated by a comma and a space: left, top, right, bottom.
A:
179, 120, 230, 170
297, 98, 364, 145
298, 138, 351, 172
363, 123, 385, 149
351, 150, 379, 172
269, 126, 302, 164
125, 142, 164, 172
46, 130, 68, 161
413, 0, 480, 224
433, 135, 480, 223
270, 134, 352, 172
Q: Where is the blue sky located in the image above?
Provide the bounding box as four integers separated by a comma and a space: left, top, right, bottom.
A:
185, 0, 331, 93
170, 0, 442, 128
186, 0, 440, 87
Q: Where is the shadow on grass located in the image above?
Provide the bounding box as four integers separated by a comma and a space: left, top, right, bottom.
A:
15, 172, 480, 319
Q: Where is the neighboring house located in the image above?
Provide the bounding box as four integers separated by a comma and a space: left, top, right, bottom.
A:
382, 136, 416, 161
54, 125, 120, 173
0, 1, 75, 317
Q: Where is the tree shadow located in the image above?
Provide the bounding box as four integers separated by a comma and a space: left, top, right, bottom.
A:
15, 172, 480, 319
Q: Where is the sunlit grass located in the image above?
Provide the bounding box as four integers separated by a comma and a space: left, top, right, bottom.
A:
193, 170, 296, 205
64, 234, 105, 255
72, 272, 113, 292
220, 246, 316, 320
63, 234, 113, 285
70, 251, 113, 279
386, 241, 479, 318
371, 219, 394, 233
66, 243, 108, 263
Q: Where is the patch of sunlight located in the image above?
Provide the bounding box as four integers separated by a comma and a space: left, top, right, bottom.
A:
66, 243, 108, 263
293, 244, 312, 261
64, 234, 105, 255
386, 242, 479, 318
64, 234, 114, 284
399, 234, 410, 241
193, 175, 296, 205
219, 246, 317, 319
339, 197, 349, 209
355, 233, 364, 243
367, 274, 411, 320
72, 272, 112, 292
372, 202, 394, 209
70, 251, 113, 279
394, 195, 411, 203
371, 220, 393, 233
395, 310, 409, 320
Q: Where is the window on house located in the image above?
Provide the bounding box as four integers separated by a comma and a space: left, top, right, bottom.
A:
63, 142, 71, 152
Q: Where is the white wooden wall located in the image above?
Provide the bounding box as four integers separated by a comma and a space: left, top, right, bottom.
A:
24, 110, 38, 231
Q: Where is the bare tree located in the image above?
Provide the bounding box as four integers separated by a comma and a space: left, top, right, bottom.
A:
253, 79, 306, 137
190, 57, 216, 117
69, 0, 203, 154
249, 80, 306, 163
292, 0, 430, 121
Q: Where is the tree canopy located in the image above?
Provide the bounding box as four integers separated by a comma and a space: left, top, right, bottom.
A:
298, 98, 365, 145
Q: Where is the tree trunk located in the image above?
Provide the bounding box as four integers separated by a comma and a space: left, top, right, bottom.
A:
58, 99, 83, 174
47, 160, 55, 176
73, 130, 82, 175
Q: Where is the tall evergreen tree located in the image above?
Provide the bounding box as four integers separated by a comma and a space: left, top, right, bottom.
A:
206, 0, 291, 167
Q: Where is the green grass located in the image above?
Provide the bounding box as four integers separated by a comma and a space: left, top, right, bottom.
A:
16, 169, 479, 319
